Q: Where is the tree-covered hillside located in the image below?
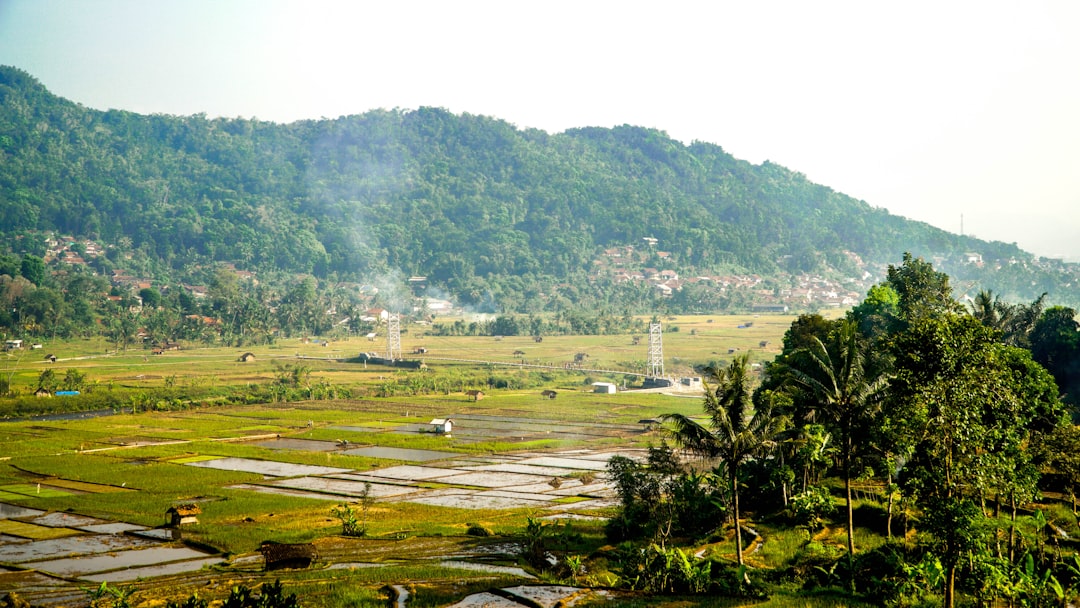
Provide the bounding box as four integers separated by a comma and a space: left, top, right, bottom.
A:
0, 65, 1073, 310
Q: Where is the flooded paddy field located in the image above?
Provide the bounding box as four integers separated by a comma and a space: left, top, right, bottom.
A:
0, 501, 221, 600
0, 382, 694, 606
380, 412, 644, 444
342, 446, 460, 461
253, 437, 339, 452
184, 457, 352, 477
226, 447, 630, 514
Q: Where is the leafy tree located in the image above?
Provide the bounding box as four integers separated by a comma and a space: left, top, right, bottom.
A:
886, 252, 961, 323
61, 368, 86, 392
661, 354, 784, 566
848, 283, 900, 338
0, 254, 20, 278
1030, 306, 1080, 409
18, 255, 45, 287
890, 314, 1057, 608
37, 368, 57, 392
138, 287, 162, 309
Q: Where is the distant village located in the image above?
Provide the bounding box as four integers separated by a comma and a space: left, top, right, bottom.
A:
25, 231, 1080, 321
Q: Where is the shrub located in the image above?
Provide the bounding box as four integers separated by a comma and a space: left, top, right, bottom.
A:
790, 485, 835, 530
330, 483, 372, 537
466, 523, 492, 537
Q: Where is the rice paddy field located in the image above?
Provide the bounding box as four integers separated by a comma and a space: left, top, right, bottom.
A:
0, 313, 870, 607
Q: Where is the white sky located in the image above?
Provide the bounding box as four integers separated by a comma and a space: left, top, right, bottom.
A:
2, 0, 1079, 260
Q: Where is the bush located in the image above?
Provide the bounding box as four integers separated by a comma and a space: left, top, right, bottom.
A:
466, 523, 492, 537
616, 543, 711, 594
790, 485, 835, 530
330, 484, 372, 537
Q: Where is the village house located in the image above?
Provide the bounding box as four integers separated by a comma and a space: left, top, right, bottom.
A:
364, 308, 390, 323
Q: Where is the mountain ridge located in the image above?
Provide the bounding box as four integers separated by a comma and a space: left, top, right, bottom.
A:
0, 64, 1074, 311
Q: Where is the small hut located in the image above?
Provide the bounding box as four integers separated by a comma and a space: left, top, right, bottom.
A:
166, 504, 201, 527
429, 418, 453, 434
465, 389, 485, 401
34, 387, 52, 398
44, 354, 57, 363
260, 541, 319, 570
238, 352, 257, 362
541, 390, 557, 400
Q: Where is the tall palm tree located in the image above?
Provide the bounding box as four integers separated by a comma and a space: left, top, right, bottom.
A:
661, 354, 783, 566
970, 289, 1014, 331
971, 289, 1047, 347
787, 321, 888, 567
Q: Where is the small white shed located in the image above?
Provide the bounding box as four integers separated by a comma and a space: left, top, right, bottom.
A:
429, 418, 453, 434
592, 382, 617, 394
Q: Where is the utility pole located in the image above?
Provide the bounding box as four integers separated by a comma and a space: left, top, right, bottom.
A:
647, 322, 664, 378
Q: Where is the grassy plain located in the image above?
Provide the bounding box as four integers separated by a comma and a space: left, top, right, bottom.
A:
2, 313, 899, 607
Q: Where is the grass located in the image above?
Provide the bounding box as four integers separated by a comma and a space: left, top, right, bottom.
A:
0, 519, 81, 539
0, 483, 73, 498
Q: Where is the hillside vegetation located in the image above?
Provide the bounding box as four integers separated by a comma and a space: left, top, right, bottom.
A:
3, 65, 1073, 313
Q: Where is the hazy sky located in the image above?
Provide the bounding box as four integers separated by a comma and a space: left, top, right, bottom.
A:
2, 0, 1078, 260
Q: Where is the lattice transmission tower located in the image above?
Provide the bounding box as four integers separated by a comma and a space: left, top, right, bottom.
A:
386, 313, 402, 361
647, 322, 664, 378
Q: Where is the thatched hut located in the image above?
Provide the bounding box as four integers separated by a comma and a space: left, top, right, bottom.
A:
166, 503, 201, 527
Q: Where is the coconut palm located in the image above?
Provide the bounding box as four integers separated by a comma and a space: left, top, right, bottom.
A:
970, 289, 1014, 331
661, 354, 783, 566
787, 320, 889, 567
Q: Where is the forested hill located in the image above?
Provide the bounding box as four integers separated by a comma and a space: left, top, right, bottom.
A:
0, 65, 1066, 310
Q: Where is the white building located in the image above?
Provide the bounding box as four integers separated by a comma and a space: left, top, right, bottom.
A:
592, 382, 617, 394
429, 418, 453, 434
